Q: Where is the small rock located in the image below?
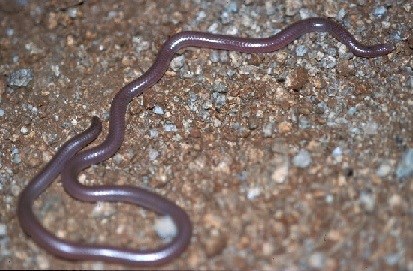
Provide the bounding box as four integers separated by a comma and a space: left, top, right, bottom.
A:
7, 68, 33, 88
373, 6, 387, 18
164, 123, 177, 132
271, 155, 289, 183
332, 147, 343, 162
247, 187, 261, 200
204, 231, 228, 257
148, 148, 159, 161
377, 163, 392, 177
363, 121, 379, 135
278, 121, 292, 133
359, 190, 376, 212
293, 149, 312, 168
154, 216, 177, 240
170, 55, 185, 71
286, 67, 309, 90
91, 202, 116, 218
0, 224, 6, 236
210, 51, 220, 62
296, 45, 307, 56
309, 252, 326, 269
149, 129, 158, 138
395, 148, 413, 179
20, 126, 29, 135
211, 92, 227, 109
153, 105, 164, 115
36, 254, 50, 269
0, 109, 4, 117
285, 0, 303, 16
262, 122, 274, 137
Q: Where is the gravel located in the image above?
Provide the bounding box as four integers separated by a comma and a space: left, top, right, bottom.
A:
7, 68, 33, 87
293, 149, 312, 168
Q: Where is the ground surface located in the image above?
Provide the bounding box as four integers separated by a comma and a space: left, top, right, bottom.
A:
0, 0, 412, 270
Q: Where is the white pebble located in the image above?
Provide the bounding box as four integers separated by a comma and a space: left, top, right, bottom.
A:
376, 164, 392, 177
154, 216, 177, 240
247, 187, 261, 200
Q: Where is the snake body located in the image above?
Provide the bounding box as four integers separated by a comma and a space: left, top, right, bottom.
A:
18, 17, 394, 266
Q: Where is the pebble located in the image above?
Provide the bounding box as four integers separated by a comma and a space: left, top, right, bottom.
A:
271, 156, 289, 183
210, 51, 220, 63
262, 122, 274, 137
293, 149, 312, 168
20, 126, 29, 135
0, 109, 4, 117
170, 55, 185, 71
376, 163, 392, 177
247, 187, 261, 200
153, 105, 164, 115
332, 147, 343, 162
359, 190, 376, 212
154, 216, 177, 240
286, 67, 309, 90
308, 252, 326, 269
363, 121, 379, 135
395, 148, 413, 179
11, 147, 21, 164
373, 6, 387, 18
163, 123, 177, 132
204, 231, 227, 257
91, 202, 116, 218
149, 129, 158, 138
148, 148, 159, 161
296, 45, 307, 57
211, 92, 227, 109
321, 55, 337, 69
0, 224, 6, 236
285, 0, 302, 16
7, 68, 33, 88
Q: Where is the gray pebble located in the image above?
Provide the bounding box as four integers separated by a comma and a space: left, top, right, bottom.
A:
11, 147, 21, 164
212, 82, 228, 93
262, 122, 274, 137
321, 55, 337, 69
211, 92, 227, 109
0, 109, 4, 117
210, 51, 220, 63
148, 148, 159, 161
395, 148, 413, 179
164, 123, 177, 132
226, 1, 238, 13
308, 252, 326, 269
376, 163, 392, 177
149, 129, 158, 138
6, 28, 14, 36
170, 55, 185, 71
0, 224, 6, 236
7, 68, 33, 88
67, 7, 78, 18
298, 116, 311, 129
293, 149, 312, 168
296, 45, 307, 57
359, 190, 375, 211
153, 105, 164, 115
373, 6, 387, 18
219, 51, 228, 62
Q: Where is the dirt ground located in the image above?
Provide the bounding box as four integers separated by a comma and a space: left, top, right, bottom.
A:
0, 0, 412, 270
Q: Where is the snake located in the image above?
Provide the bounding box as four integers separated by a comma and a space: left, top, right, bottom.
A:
17, 17, 394, 266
